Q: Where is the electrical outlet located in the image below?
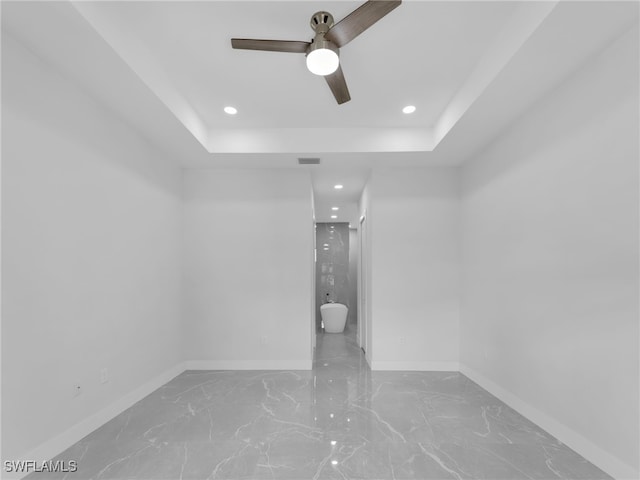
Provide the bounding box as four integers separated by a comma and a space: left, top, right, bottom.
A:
260, 335, 268, 345
73, 383, 82, 398
100, 368, 109, 384
399, 336, 405, 345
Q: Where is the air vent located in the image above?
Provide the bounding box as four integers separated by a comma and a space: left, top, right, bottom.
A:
298, 157, 321, 165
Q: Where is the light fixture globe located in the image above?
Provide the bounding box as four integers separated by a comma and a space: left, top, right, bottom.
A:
306, 11, 339, 77
306, 48, 339, 76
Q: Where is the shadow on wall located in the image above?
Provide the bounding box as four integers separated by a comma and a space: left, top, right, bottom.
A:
315, 223, 357, 330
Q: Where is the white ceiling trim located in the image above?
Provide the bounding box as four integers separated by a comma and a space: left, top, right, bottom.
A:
70, 1, 210, 149
433, 1, 558, 147
207, 127, 433, 153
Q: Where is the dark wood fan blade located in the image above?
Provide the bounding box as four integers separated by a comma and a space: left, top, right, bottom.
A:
325, 65, 351, 105
231, 38, 310, 53
325, 0, 401, 48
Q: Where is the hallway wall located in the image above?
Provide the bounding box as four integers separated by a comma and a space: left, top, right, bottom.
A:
182, 169, 313, 369
358, 183, 373, 364
348, 228, 358, 326
460, 25, 639, 478
369, 168, 460, 371
1, 34, 183, 463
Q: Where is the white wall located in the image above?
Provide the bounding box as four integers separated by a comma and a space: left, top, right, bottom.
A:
460, 26, 639, 479
358, 182, 372, 364
182, 169, 313, 369
370, 169, 460, 371
310, 188, 317, 351
1, 34, 183, 463
348, 228, 358, 326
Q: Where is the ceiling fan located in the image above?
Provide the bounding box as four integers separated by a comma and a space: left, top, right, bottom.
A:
231, 1, 401, 105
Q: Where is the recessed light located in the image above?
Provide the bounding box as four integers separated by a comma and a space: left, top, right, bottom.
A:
331, 207, 339, 211
331, 440, 337, 446
224, 106, 238, 115
402, 105, 416, 114
334, 184, 343, 189
331, 215, 337, 219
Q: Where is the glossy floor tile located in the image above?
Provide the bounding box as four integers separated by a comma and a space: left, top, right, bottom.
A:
32, 327, 611, 479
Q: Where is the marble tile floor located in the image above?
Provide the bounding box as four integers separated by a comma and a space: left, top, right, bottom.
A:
32, 327, 611, 480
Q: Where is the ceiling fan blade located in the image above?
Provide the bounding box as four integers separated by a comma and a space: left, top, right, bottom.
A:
231, 38, 310, 53
325, 65, 351, 105
325, 0, 401, 48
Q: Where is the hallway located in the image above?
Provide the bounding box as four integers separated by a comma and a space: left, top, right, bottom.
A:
32, 326, 610, 479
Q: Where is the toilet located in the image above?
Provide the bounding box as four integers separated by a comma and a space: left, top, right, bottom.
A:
320, 303, 348, 333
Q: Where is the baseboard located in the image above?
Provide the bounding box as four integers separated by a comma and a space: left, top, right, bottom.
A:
10, 363, 186, 480
371, 361, 459, 371
460, 363, 638, 480
186, 359, 312, 370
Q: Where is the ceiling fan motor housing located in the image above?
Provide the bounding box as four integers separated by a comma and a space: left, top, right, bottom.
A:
310, 11, 334, 33
307, 11, 339, 59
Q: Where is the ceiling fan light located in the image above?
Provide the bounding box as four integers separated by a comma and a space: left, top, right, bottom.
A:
306, 47, 339, 76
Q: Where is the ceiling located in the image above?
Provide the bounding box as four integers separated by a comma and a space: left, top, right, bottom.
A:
2, 1, 638, 224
